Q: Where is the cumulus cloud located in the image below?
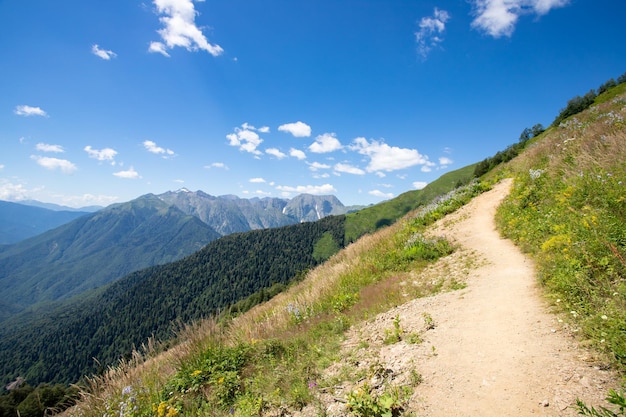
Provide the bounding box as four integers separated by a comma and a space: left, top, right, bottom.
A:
276, 183, 337, 195
143, 140, 175, 157
278, 121, 312, 137
415, 8, 450, 59
149, 0, 223, 57
307, 161, 331, 171
91, 44, 117, 60
226, 124, 264, 155
350, 137, 431, 173
36, 143, 64, 153
289, 148, 307, 160
470, 0, 570, 38
266, 148, 287, 159
205, 162, 229, 170
334, 163, 365, 175
0, 180, 30, 201
413, 181, 429, 190
369, 189, 394, 199
113, 167, 141, 179
438, 156, 453, 167
15, 105, 48, 117
249, 177, 266, 183
85, 146, 118, 164
31, 155, 77, 173
309, 133, 342, 154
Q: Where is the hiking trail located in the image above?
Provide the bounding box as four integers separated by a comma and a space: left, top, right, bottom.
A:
309, 178, 618, 416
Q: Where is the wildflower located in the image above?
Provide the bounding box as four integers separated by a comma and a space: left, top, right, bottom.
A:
122, 386, 133, 396
191, 369, 202, 378
601, 315, 608, 320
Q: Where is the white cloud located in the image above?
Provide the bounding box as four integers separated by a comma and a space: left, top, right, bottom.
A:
369, 189, 394, 199
226, 124, 263, 155
143, 140, 175, 157
334, 163, 365, 175
276, 183, 337, 195
266, 148, 287, 159
309, 133, 342, 154
278, 121, 312, 137
0, 180, 30, 201
249, 177, 266, 183
313, 173, 330, 179
15, 105, 47, 117
289, 148, 307, 160
113, 167, 141, 179
350, 137, 430, 173
413, 181, 429, 190
150, 0, 223, 57
470, 0, 570, 38
31, 155, 77, 173
205, 162, 229, 170
85, 145, 118, 163
439, 156, 453, 167
149, 41, 170, 57
91, 44, 117, 60
36, 143, 64, 153
307, 161, 331, 171
258, 126, 270, 133
415, 8, 450, 59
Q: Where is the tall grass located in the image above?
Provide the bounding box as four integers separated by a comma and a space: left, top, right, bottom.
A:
64, 180, 488, 417
496, 87, 626, 368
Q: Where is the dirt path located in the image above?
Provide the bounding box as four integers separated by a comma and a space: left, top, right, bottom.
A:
316, 179, 618, 416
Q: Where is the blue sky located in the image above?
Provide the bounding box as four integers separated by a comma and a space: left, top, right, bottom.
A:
1, 0, 625, 208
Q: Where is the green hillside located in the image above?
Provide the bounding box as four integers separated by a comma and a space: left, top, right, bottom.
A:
344, 164, 476, 243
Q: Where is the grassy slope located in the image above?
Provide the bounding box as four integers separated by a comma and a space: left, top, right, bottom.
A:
494, 83, 626, 368
344, 164, 476, 243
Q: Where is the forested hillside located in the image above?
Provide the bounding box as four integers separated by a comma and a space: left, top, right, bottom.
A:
0, 215, 345, 385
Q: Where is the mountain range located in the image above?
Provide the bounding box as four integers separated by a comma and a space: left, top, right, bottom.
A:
0, 201, 90, 245
0, 191, 357, 321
